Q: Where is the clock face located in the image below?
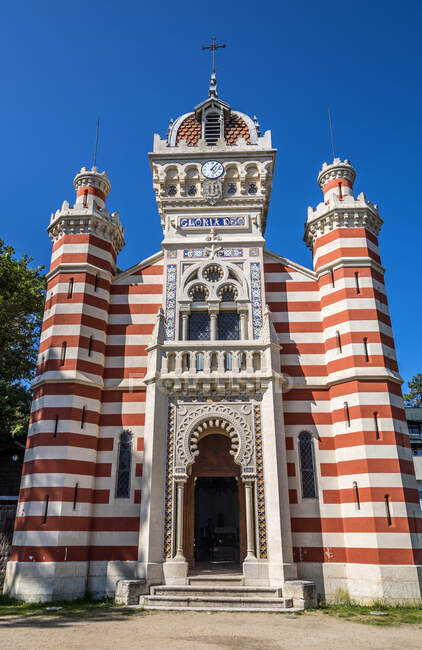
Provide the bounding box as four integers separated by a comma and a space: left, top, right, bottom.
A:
201, 160, 224, 179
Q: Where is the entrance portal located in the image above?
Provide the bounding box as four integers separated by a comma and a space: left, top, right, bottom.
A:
194, 477, 239, 564
183, 433, 247, 570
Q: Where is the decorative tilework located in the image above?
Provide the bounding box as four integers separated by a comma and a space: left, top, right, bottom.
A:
179, 216, 246, 228
250, 262, 263, 339
165, 264, 177, 341
183, 248, 243, 259
254, 405, 267, 559
222, 248, 243, 258
164, 403, 175, 559
183, 249, 205, 259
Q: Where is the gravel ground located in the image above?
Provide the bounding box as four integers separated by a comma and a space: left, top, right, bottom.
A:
0, 609, 421, 649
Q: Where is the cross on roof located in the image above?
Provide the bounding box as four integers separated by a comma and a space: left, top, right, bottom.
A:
202, 37, 226, 74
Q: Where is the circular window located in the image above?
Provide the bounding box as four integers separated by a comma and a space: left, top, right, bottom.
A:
203, 265, 223, 283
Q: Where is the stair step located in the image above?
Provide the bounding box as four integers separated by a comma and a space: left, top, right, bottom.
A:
188, 575, 243, 586
142, 595, 293, 610
143, 605, 300, 613
151, 585, 281, 598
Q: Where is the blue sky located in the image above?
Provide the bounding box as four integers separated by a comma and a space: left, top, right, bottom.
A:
1, 0, 421, 387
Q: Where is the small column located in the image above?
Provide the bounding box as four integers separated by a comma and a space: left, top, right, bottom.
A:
175, 480, 186, 560
203, 351, 211, 373
239, 311, 248, 340
217, 351, 225, 373
175, 352, 182, 374
244, 479, 256, 559
181, 314, 189, 341
209, 313, 218, 341
209, 302, 219, 341
246, 350, 254, 374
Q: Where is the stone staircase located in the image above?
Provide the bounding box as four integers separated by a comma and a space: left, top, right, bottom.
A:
139, 575, 300, 613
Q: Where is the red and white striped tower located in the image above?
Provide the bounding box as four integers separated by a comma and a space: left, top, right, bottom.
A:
303, 159, 422, 601
5, 166, 125, 601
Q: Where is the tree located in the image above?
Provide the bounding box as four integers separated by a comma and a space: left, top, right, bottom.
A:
0, 239, 45, 442
403, 373, 422, 407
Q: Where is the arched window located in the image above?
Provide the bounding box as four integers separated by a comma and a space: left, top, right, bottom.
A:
116, 432, 132, 499
299, 431, 316, 498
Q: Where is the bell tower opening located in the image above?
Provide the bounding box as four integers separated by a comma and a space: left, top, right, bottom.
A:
183, 432, 246, 572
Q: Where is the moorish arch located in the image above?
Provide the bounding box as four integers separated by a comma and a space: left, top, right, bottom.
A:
174, 403, 255, 475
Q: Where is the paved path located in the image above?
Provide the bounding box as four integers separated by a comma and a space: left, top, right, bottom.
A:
0, 610, 421, 649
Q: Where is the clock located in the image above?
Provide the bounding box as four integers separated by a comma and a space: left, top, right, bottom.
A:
201, 160, 224, 179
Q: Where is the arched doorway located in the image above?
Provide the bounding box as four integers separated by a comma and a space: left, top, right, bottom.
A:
183, 433, 247, 570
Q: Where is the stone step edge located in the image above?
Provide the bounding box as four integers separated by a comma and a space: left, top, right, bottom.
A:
151, 585, 281, 594
143, 605, 302, 613
189, 576, 243, 581
144, 596, 292, 605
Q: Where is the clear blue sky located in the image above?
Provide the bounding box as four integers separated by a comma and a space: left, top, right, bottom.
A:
1, 0, 421, 388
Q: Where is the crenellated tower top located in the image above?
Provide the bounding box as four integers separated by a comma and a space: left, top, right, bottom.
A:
47, 165, 124, 255
73, 165, 111, 209
304, 158, 382, 251
317, 158, 356, 202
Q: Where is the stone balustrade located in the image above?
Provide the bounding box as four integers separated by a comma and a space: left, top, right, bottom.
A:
160, 342, 266, 376
156, 341, 270, 396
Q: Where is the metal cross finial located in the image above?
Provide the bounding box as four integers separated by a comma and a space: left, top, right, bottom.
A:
202, 37, 226, 74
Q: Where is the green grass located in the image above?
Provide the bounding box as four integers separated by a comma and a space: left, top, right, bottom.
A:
319, 598, 422, 627
0, 594, 144, 618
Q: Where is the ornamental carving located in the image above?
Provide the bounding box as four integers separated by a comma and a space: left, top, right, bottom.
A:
202, 179, 223, 205
174, 403, 255, 475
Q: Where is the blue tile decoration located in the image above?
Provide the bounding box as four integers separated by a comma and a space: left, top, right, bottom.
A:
183, 248, 243, 259
250, 262, 263, 339
254, 405, 267, 559
179, 216, 245, 228
222, 248, 243, 258
165, 264, 177, 341
164, 403, 175, 558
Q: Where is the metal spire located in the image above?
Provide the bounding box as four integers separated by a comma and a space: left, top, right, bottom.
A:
328, 108, 336, 160
202, 37, 226, 97
93, 117, 100, 168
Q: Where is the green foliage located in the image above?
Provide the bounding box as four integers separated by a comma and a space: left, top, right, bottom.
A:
0, 380, 32, 440
0, 595, 144, 618
404, 373, 422, 407
320, 600, 422, 627
0, 239, 46, 442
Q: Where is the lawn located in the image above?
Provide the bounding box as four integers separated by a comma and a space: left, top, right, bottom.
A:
320, 600, 422, 626
0, 594, 143, 618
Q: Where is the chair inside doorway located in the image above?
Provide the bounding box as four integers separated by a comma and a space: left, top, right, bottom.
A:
183, 433, 247, 572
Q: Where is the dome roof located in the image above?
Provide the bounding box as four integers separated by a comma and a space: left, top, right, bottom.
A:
173, 111, 252, 147
166, 73, 259, 147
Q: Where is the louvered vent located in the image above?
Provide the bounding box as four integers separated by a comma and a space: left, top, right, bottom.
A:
204, 113, 221, 145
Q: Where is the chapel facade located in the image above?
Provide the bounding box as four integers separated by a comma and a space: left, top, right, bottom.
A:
5, 74, 422, 604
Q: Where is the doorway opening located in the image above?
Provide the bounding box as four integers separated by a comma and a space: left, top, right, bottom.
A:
194, 476, 239, 564
183, 432, 246, 573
